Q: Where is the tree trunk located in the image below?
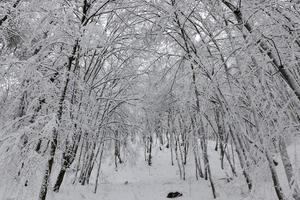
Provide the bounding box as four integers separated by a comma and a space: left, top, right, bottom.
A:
38, 40, 79, 200
178, 136, 186, 180
202, 134, 217, 199
38, 130, 57, 200
229, 126, 252, 190
266, 150, 285, 200
147, 136, 153, 166
94, 142, 105, 193
73, 138, 84, 184
279, 137, 300, 200
174, 138, 183, 180
224, 150, 237, 177
53, 168, 66, 192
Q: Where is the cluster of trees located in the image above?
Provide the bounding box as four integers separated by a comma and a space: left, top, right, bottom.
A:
0, 0, 299, 200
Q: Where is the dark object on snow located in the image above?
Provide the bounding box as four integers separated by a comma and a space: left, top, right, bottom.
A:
24, 180, 28, 187
167, 192, 183, 198
124, 181, 129, 185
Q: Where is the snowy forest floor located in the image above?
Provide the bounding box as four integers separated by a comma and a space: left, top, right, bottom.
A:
1, 140, 300, 200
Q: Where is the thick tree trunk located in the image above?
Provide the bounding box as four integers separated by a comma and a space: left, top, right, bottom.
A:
191, 115, 204, 179
174, 138, 183, 180
38, 130, 57, 200
114, 131, 123, 169
183, 138, 189, 165
224, 150, 237, 177
38, 40, 79, 200
265, 150, 285, 200
94, 142, 105, 193
194, 148, 204, 179
147, 136, 153, 166
229, 126, 252, 190
215, 110, 225, 169
73, 138, 84, 184
53, 168, 66, 192
54, 135, 81, 192
177, 136, 186, 180
53, 157, 71, 192
202, 134, 217, 198
200, 136, 208, 180
279, 138, 300, 200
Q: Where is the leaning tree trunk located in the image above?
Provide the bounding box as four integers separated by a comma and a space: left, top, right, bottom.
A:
81, 142, 96, 185
94, 141, 105, 193
193, 146, 204, 180
38, 133, 57, 200
53, 134, 81, 192
73, 137, 84, 184
191, 115, 204, 179
279, 137, 300, 200
38, 0, 95, 196
215, 109, 225, 170
168, 112, 174, 166
177, 135, 186, 180
200, 135, 208, 180
224, 150, 237, 177
53, 165, 66, 193
265, 150, 286, 200
174, 137, 183, 180
38, 41, 79, 200
202, 133, 217, 199
229, 126, 252, 190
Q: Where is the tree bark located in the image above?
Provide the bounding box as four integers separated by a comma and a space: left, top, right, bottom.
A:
229, 126, 252, 190
38, 40, 79, 200
94, 142, 105, 193
265, 150, 286, 200
53, 168, 66, 192
279, 137, 300, 200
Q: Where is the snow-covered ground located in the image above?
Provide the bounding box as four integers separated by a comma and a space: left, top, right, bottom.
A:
1, 140, 299, 200
47, 143, 241, 200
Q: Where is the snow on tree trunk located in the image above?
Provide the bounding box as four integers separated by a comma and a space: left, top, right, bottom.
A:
265, 150, 286, 200
279, 137, 300, 200
38, 40, 79, 200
